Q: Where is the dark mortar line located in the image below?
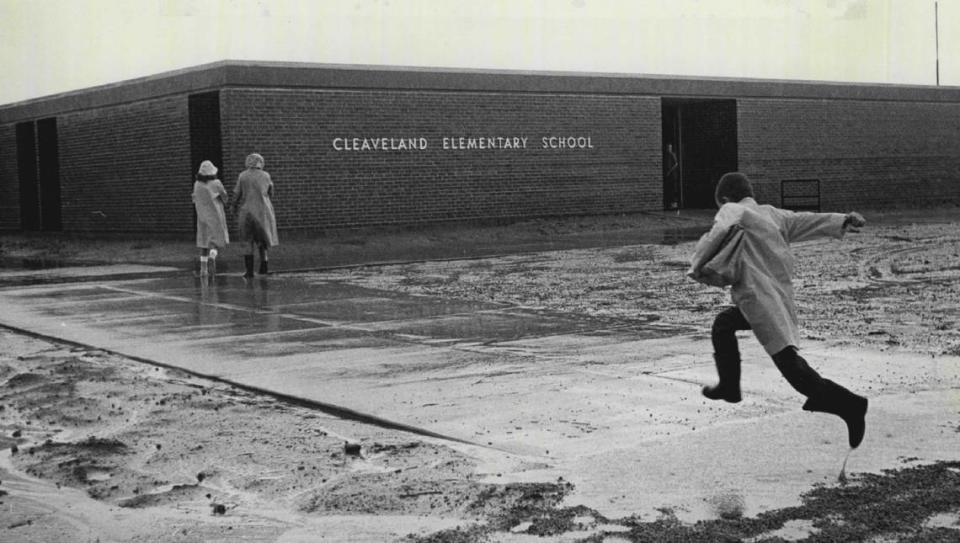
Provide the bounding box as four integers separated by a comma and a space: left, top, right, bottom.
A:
0, 321, 504, 452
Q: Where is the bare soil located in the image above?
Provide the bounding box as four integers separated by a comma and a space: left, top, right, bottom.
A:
1, 208, 959, 541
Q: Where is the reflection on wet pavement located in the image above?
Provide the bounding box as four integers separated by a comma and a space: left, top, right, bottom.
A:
5, 275, 688, 349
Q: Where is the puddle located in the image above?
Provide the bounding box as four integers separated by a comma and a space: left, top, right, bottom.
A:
365, 310, 679, 344
746, 519, 818, 542
287, 297, 504, 323
84, 469, 113, 482
7, 275, 693, 353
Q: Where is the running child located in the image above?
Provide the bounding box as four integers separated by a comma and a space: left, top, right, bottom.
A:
688, 172, 868, 448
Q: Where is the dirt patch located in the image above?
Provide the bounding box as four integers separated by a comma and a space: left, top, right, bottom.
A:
399, 463, 960, 542
0, 330, 569, 541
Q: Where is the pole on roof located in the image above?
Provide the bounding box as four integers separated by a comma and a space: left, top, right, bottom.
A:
935, 1, 940, 86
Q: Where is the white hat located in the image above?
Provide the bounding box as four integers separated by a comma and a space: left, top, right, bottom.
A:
198, 160, 218, 176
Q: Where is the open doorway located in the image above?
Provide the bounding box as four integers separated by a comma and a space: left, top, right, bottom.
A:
661, 99, 738, 209
15, 118, 63, 232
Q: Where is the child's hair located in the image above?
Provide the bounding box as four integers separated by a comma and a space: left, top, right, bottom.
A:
715, 172, 755, 203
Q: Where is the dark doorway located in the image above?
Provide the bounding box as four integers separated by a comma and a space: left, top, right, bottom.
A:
188, 91, 223, 180
37, 117, 62, 231
661, 99, 738, 209
16, 122, 40, 231
189, 91, 223, 239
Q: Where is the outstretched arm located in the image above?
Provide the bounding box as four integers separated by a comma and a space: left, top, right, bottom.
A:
780, 208, 864, 243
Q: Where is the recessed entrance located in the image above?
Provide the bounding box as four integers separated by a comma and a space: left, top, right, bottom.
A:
16, 118, 62, 232
661, 99, 738, 210
37, 118, 62, 232
15, 121, 39, 231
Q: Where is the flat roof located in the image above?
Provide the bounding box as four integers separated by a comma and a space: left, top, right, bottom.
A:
4, 60, 960, 123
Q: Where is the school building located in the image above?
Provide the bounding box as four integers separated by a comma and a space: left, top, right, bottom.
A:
1, 60, 959, 236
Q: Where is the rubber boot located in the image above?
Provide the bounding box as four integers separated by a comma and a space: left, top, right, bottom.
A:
258, 259, 268, 276
702, 353, 742, 403
199, 256, 208, 276
208, 249, 217, 276
802, 379, 868, 448
243, 255, 254, 278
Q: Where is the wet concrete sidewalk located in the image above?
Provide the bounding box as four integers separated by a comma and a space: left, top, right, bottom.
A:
0, 210, 718, 282
1, 272, 958, 521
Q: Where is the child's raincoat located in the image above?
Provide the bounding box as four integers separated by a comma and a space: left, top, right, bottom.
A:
234, 168, 279, 247
688, 197, 847, 355
193, 180, 230, 249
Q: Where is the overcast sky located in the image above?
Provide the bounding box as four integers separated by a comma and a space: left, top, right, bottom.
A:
0, 0, 957, 107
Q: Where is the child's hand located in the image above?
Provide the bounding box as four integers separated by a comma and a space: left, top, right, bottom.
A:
844, 212, 866, 232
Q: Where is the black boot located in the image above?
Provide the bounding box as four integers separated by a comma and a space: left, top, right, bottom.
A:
243, 255, 254, 278
802, 379, 868, 448
258, 259, 268, 275
702, 353, 742, 403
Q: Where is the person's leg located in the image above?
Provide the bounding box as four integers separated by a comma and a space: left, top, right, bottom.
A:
703, 306, 750, 403
771, 347, 868, 448
243, 241, 255, 278
199, 247, 209, 276
208, 244, 218, 276
258, 243, 268, 275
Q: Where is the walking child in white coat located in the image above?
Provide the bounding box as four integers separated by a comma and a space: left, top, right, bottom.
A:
192, 160, 229, 276
688, 172, 869, 448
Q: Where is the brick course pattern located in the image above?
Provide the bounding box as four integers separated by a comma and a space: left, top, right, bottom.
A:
738, 99, 960, 210
220, 88, 661, 231
56, 96, 192, 234
0, 124, 19, 230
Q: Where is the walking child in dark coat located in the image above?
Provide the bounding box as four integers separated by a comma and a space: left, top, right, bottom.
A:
233, 153, 279, 277
688, 172, 869, 448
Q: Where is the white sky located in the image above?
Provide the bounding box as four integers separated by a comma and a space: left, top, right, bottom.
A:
1, 0, 958, 107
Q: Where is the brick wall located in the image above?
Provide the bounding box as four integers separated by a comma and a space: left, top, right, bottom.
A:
6, 77, 960, 237
738, 99, 960, 210
0, 124, 19, 230
220, 88, 661, 231
57, 96, 192, 234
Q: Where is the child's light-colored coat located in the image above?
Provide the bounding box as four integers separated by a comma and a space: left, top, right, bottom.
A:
689, 197, 847, 355
192, 180, 230, 249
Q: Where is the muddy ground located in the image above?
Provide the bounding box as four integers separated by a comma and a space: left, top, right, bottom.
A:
311, 215, 960, 357
1, 209, 959, 542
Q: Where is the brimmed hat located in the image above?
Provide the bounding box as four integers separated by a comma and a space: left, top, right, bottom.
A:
198, 160, 218, 176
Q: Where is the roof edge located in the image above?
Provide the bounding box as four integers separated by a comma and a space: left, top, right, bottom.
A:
3, 60, 960, 124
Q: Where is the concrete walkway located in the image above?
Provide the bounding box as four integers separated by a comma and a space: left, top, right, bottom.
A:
1, 272, 958, 522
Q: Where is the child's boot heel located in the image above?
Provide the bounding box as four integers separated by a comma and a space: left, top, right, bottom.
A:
703, 353, 742, 403
702, 384, 742, 403
841, 396, 868, 449
802, 383, 868, 449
